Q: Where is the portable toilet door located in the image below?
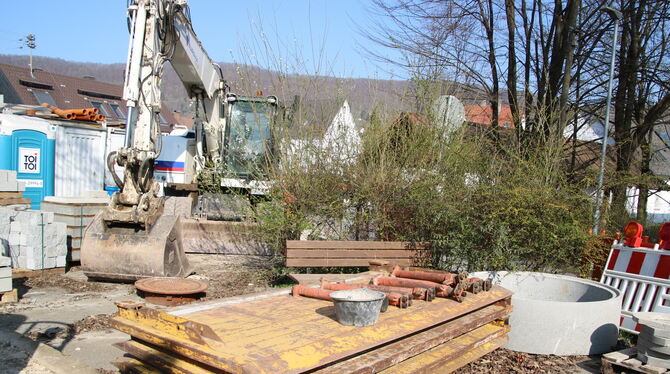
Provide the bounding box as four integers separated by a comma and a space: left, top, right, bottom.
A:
0, 113, 57, 209
12, 129, 55, 209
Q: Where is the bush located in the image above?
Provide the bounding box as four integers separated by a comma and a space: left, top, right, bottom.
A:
250, 100, 594, 274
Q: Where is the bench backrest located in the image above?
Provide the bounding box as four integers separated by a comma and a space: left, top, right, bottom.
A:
285, 240, 431, 267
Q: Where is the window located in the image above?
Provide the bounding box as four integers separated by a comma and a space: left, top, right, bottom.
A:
32, 90, 56, 107
90, 101, 111, 117
109, 103, 126, 120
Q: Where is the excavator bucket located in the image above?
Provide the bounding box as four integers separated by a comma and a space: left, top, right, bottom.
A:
81, 212, 192, 282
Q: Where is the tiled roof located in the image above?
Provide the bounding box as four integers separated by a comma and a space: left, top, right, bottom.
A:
464, 105, 514, 128
0, 62, 177, 127
171, 111, 194, 129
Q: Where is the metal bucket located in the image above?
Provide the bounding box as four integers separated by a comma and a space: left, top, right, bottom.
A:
329, 289, 386, 327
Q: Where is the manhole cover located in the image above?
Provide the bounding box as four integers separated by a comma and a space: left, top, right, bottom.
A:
135, 277, 207, 306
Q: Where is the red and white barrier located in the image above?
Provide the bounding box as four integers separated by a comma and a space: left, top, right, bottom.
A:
600, 243, 670, 333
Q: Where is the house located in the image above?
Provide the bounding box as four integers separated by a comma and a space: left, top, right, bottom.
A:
0, 62, 178, 132
464, 105, 515, 128
563, 112, 670, 223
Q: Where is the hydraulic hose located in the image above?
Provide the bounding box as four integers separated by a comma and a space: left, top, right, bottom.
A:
107, 151, 124, 189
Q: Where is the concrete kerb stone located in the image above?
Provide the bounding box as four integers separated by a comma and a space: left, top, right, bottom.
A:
633, 312, 670, 331
641, 325, 670, 340
640, 331, 670, 346
636, 350, 670, 369
638, 337, 670, 355
0, 330, 99, 374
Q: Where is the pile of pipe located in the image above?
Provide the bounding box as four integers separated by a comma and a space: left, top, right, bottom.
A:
291, 265, 493, 310
41, 103, 106, 122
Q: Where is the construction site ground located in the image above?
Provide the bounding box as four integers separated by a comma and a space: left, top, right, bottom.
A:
1, 253, 603, 374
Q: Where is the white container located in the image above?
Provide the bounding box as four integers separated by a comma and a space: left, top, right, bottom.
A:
55, 123, 106, 196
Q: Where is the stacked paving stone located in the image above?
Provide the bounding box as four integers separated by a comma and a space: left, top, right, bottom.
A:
0, 207, 67, 270
0, 170, 28, 206
40, 194, 108, 262
633, 312, 670, 370
0, 255, 11, 292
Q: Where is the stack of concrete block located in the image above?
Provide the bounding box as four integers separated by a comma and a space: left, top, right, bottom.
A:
0, 170, 29, 207
0, 207, 67, 270
633, 312, 670, 369
0, 255, 11, 292
41, 195, 108, 262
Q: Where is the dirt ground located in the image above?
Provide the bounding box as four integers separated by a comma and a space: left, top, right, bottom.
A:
0, 254, 604, 373
0, 254, 278, 373
462, 348, 599, 373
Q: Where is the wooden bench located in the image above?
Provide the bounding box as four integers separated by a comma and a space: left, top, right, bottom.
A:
285, 240, 431, 267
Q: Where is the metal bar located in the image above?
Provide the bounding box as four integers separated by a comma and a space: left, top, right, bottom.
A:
603, 270, 670, 286
593, 18, 620, 234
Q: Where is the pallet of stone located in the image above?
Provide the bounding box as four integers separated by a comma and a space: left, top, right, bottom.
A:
602, 348, 669, 374
0, 170, 26, 193
0, 208, 68, 270
0, 256, 11, 292
41, 196, 108, 263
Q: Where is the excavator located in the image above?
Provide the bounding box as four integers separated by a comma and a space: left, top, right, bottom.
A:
81, 0, 279, 281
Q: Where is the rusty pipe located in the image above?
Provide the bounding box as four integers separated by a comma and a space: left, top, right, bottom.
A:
319, 280, 364, 291
372, 275, 446, 294
366, 284, 429, 302
392, 265, 451, 284
384, 292, 409, 308
292, 285, 334, 301
392, 265, 467, 285
319, 280, 416, 300
320, 281, 408, 308
377, 275, 450, 294
407, 267, 470, 284
365, 285, 414, 306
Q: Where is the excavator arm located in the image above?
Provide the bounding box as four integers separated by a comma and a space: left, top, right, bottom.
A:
81, 0, 226, 281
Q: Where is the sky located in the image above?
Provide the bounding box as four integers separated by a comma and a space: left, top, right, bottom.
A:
0, 1, 406, 80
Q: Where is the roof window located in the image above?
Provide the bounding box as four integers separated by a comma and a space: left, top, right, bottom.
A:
32, 90, 56, 107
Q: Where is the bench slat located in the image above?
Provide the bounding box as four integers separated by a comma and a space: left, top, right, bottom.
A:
286, 240, 431, 250
286, 249, 431, 259
286, 258, 414, 267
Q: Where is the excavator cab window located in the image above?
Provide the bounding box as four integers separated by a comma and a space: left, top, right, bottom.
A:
225, 100, 275, 178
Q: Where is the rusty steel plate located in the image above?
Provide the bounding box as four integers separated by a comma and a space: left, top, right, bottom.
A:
135, 278, 207, 306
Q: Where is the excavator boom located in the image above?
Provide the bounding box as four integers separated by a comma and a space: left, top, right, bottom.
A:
81, 0, 221, 281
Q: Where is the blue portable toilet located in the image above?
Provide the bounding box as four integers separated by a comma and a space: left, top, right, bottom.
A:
0, 114, 56, 209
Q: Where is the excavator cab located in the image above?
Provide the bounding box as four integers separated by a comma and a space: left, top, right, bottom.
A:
222, 94, 278, 181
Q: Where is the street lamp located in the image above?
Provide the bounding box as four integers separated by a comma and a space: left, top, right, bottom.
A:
593, 5, 622, 235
